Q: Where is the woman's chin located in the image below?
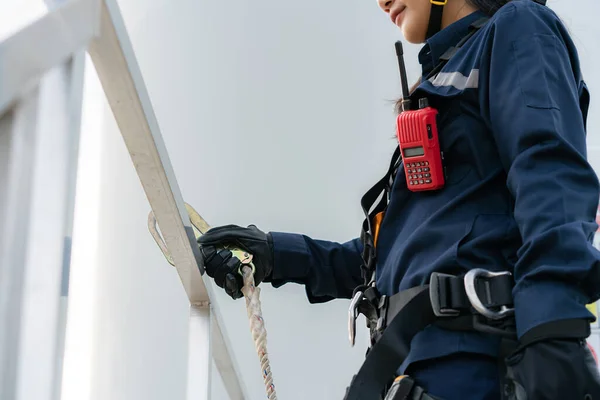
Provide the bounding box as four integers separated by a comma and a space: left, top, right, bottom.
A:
401, 26, 427, 45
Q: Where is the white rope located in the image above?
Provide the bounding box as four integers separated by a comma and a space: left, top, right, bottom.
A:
240, 265, 277, 400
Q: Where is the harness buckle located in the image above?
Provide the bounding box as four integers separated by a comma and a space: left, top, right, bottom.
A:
464, 268, 515, 320
375, 295, 388, 332
348, 290, 364, 347
429, 272, 461, 317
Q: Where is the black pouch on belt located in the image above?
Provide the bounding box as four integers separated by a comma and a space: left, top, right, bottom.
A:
502, 319, 600, 400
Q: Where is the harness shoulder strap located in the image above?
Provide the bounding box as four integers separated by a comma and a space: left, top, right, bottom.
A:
359, 146, 401, 283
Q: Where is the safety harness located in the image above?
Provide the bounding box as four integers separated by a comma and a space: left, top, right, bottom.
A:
343, 2, 592, 399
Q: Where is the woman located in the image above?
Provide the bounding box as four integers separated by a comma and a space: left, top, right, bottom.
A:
198, 0, 600, 398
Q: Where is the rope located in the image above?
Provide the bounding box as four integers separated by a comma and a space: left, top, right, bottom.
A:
240, 265, 277, 400
147, 206, 277, 399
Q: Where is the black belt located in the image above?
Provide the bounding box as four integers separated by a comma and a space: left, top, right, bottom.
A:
344, 269, 516, 400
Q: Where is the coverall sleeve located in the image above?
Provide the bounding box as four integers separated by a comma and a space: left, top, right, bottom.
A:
479, 3, 600, 338
266, 232, 364, 303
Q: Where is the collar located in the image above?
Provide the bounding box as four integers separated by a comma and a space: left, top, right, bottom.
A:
418, 10, 487, 77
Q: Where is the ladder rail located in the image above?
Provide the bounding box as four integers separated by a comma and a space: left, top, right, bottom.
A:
87, 0, 248, 398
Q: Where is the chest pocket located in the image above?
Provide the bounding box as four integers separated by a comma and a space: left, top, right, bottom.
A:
427, 93, 474, 185
412, 86, 501, 187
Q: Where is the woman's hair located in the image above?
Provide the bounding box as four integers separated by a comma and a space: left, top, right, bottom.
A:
465, 0, 511, 16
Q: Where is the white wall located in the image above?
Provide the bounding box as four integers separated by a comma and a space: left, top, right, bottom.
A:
64, 1, 600, 400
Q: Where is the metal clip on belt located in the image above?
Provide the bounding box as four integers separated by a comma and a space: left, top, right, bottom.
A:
430, 269, 516, 338
463, 269, 514, 320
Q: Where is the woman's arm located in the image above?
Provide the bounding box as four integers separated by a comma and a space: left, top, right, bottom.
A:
480, 2, 600, 339
268, 232, 364, 303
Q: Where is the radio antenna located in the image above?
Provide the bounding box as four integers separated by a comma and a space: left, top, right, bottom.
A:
394, 41, 411, 112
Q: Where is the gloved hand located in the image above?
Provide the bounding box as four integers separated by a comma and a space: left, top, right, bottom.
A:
504, 322, 600, 400
197, 224, 274, 300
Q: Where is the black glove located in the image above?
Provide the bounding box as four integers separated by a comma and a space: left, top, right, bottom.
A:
504, 320, 600, 400
197, 224, 274, 299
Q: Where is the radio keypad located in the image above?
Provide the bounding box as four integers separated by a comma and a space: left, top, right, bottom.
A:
406, 161, 434, 187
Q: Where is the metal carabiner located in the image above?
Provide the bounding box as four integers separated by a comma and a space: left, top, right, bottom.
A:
148, 203, 256, 276
148, 202, 210, 266
464, 268, 514, 320
348, 291, 364, 347
229, 248, 256, 277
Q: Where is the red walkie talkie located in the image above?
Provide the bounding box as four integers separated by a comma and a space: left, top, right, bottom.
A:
394, 41, 445, 192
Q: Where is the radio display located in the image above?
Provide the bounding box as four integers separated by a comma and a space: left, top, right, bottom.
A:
403, 146, 425, 158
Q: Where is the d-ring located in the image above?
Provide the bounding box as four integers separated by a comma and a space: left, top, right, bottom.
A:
464, 269, 514, 320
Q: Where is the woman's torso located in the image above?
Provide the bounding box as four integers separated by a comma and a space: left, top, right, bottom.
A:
374, 1, 591, 371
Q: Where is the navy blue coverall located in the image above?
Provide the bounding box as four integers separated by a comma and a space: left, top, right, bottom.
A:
267, 1, 600, 398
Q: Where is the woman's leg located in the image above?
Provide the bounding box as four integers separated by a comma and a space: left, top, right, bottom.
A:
405, 353, 501, 400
